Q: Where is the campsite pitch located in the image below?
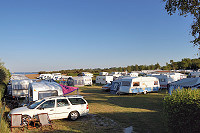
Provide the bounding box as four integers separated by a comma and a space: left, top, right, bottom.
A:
5, 86, 169, 133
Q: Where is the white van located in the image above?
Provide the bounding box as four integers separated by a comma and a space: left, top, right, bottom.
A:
119, 77, 160, 94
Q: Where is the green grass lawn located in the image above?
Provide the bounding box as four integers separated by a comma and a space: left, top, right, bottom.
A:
5, 86, 169, 133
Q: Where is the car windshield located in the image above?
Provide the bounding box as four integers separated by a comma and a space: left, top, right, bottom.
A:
28, 99, 45, 109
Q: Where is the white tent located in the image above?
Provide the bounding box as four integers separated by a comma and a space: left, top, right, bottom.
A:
169, 77, 200, 94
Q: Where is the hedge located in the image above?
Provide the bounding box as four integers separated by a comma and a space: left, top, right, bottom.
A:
163, 89, 200, 133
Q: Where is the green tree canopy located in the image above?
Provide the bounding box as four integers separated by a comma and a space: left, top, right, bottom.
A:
163, 0, 200, 46
0, 60, 10, 83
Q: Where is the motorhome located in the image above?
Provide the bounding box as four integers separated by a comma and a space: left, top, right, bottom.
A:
96, 76, 113, 84
119, 77, 160, 94
28, 81, 63, 102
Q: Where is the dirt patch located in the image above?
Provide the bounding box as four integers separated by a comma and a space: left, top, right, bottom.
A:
25, 74, 39, 79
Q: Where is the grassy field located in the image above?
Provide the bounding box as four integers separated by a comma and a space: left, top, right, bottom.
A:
5, 86, 169, 133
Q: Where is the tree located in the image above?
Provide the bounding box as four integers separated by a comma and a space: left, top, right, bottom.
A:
163, 0, 200, 46
0, 61, 10, 83
127, 66, 131, 72
135, 64, 139, 71
155, 63, 161, 69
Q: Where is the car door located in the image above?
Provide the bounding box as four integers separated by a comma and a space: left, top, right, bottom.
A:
68, 98, 87, 115
55, 98, 71, 119
35, 99, 56, 120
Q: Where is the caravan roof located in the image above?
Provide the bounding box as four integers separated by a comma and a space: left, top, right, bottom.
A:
170, 77, 200, 87
31, 81, 63, 93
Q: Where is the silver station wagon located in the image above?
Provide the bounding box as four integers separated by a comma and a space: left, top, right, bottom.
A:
8, 95, 89, 123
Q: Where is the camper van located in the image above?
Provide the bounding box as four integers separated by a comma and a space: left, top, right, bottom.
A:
96, 76, 113, 84
28, 81, 63, 102
119, 77, 160, 94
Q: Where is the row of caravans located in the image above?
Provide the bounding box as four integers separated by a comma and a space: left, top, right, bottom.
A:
103, 73, 187, 94
39, 72, 94, 81
96, 72, 139, 85
108, 77, 160, 94
147, 73, 187, 89
38, 73, 62, 80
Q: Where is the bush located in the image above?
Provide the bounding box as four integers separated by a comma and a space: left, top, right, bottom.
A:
163, 89, 200, 133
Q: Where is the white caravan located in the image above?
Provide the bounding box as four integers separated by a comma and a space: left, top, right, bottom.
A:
99, 72, 109, 76
72, 76, 92, 86
189, 71, 200, 78
52, 73, 62, 80
81, 72, 93, 77
10, 74, 29, 80
96, 76, 113, 84
83, 76, 92, 85
28, 81, 63, 102
147, 73, 186, 88
127, 73, 138, 77
38, 74, 53, 80
119, 77, 160, 94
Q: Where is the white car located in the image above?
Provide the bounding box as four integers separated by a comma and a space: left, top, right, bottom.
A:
102, 83, 112, 91
8, 95, 89, 123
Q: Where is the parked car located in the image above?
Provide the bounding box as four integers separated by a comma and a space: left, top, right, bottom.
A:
102, 83, 112, 91
8, 95, 89, 124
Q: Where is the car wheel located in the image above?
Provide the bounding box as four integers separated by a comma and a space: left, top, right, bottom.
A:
69, 111, 79, 121
143, 91, 147, 95
22, 115, 31, 126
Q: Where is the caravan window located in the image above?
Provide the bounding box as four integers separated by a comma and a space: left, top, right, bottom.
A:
133, 82, 140, 86
38, 90, 58, 100
122, 81, 131, 86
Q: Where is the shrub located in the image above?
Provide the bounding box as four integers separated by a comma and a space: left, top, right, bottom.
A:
163, 89, 200, 133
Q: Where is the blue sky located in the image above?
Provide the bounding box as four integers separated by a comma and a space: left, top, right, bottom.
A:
0, 0, 198, 72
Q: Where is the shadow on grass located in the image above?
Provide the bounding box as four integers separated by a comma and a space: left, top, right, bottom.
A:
97, 111, 169, 133
107, 96, 163, 111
